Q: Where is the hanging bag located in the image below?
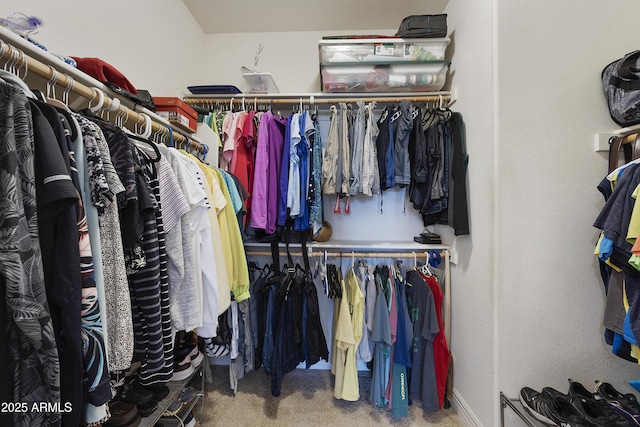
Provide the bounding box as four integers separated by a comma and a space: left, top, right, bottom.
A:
602, 50, 640, 127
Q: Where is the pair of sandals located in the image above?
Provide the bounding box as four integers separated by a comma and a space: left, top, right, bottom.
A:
413, 229, 441, 244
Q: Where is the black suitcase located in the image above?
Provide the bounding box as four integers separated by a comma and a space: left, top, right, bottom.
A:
396, 14, 448, 38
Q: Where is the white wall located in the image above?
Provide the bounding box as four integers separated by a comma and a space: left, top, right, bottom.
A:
442, 0, 496, 425
199, 29, 400, 94
497, 1, 640, 426
200, 29, 429, 242
0, 0, 205, 96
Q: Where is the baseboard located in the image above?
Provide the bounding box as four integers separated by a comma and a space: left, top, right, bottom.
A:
451, 389, 483, 427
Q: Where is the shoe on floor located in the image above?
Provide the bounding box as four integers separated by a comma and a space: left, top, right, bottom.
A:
171, 362, 194, 381
520, 386, 589, 426
594, 381, 640, 426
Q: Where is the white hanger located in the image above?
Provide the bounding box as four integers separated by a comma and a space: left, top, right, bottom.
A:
88, 88, 105, 113
412, 252, 417, 270
420, 251, 432, 276
62, 75, 74, 107
104, 97, 120, 122
45, 66, 70, 111
138, 113, 153, 139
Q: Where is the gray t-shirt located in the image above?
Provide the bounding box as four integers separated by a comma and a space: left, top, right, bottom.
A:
406, 270, 439, 412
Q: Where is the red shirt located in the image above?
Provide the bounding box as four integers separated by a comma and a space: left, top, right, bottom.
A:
420, 272, 450, 409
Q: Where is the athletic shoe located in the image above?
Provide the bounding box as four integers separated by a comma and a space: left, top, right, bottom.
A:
565, 379, 630, 426
594, 381, 640, 426
569, 395, 629, 427
143, 383, 170, 402
171, 346, 196, 381
170, 360, 194, 381
520, 386, 590, 426
136, 399, 158, 418
186, 346, 204, 368
116, 377, 154, 405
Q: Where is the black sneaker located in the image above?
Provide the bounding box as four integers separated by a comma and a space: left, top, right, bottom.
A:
569, 396, 630, 427
595, 381, 640, 426
520, 386, 590, 426
564, 379, 630, 426
136, 399, 158, 417
116, 377, 154, 405
143, 383, 170, 402
171, 347, 195, 381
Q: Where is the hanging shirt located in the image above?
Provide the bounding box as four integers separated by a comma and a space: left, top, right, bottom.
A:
322, 106, 339, 194
426, 267, 451, 409
287, 113, 302, 216
294, 112, 313, 232
230, 112, 248, 173
84, 118, 134, 374
334, 268, 364, 401
211, 168, 251, 302
406, 270, 440, 412
370, 272, 392, 408
252, 112, 276, 231
0, 81, 62, 427
278, 114, 293, 226
350, 100, 366, 195
309, 114, 324, 237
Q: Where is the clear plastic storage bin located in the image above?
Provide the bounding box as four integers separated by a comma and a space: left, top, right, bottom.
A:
319, 38, 450, 63
320, 61, 449, 93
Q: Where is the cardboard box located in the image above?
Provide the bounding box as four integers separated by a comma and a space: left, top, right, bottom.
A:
153, 97, 198, 133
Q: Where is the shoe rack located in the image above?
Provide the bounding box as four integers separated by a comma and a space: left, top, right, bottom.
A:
499, 392, 546, 427
139, 362, 205, 427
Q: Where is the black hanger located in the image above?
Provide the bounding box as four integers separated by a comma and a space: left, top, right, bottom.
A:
128, 133, 161, 162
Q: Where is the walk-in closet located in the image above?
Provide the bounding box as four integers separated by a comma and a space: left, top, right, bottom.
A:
0, 1, 639, 427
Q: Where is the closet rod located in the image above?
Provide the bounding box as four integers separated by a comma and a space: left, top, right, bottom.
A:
184, 92, 452, 107
0, 39, 204, 154
245, 250, 445, 259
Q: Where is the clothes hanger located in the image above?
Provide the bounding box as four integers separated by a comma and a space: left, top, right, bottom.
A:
0, 44, 34, 98
87, 87, 105, 114
420, 251, 432, 276
62, 74, 74, 109
43, 66, 70, 111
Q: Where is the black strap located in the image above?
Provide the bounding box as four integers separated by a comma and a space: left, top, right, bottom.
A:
270, 241, 280, 275
282, 221, 295, 273
609, 75, 640, 91
618, 51, 640, 80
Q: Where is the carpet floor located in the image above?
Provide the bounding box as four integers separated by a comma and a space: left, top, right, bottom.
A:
190, 364, 463, 427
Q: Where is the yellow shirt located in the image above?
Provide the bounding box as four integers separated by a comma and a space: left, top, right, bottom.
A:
334, 267, 364, 401
595, 233, 622, 273
211, 168, 250, 301
627, 183, 640, 243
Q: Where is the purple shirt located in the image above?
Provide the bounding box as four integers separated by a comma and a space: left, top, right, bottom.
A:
251, 112, 272, 230
266, 115, 287, 234
278, 115, 293, 226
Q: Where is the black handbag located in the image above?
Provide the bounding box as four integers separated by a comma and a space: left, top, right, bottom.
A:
602, 51, 640, 127
396, 14, 447, 38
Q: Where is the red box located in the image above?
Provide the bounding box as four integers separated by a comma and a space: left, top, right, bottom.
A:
153, 97, 198, 133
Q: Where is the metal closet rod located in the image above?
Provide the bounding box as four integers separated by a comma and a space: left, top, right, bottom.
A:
0, 39, 204, 153
184, 93, 452, 107
245, 250, 447, 258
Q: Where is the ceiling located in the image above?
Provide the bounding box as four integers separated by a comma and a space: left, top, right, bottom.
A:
182, 0, 448, 34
